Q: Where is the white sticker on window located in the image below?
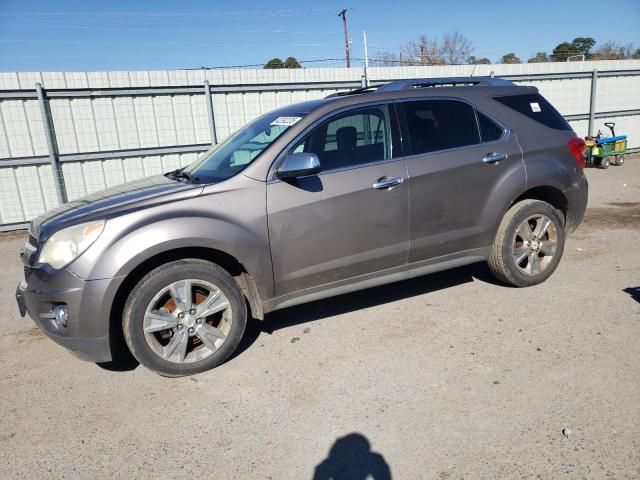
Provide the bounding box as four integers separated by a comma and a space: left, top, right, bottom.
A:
530, 102, 541, 113
270, 116, 302, 126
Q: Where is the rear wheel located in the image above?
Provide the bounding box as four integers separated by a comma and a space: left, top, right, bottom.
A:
488, 200, 565, 287
123, 259, 247, 376
614, 154, 625, 166
597, 157, 610, 169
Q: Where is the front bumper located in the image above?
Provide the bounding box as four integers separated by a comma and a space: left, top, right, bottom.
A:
15, 266, 116, 363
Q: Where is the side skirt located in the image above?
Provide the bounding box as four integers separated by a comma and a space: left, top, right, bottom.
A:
262, 247, 490, 314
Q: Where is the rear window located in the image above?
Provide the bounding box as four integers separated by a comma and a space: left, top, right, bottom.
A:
493, 93, 571, 131
401, 99, 480, 155
477, 111, 504, 142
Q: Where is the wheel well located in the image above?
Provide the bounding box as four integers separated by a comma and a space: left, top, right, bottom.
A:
108, 247, 263, 358
513, 186, 568, 222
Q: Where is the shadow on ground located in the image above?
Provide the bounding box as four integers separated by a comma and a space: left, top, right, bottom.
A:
235, 261, 500, 358
313, 432, 391, 480
623, 286, 640, 304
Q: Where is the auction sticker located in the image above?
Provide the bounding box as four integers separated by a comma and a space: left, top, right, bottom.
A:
530, 102, 542, 112
271, 116, 302, 126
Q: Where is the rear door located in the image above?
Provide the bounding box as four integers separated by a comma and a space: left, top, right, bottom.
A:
397, 98, 525, 262
266, 104, 409, 297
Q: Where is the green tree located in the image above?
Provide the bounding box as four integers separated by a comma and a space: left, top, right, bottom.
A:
528, 52, 550, 63
571, 37, 596, 56
467, 56, 491, 65
551, 42, 580, 61
264, 58, 285, 69
500, 52, 521, 64
633, 48, 640, 59
284, 56, 302, 68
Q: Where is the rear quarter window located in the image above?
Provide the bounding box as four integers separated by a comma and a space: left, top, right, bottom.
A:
493, 93, 571, 131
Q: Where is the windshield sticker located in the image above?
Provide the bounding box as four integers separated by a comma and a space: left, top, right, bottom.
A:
270, 116, 302, 126
530, 102, 541, 113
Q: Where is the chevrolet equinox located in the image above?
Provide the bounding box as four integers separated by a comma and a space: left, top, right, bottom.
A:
16, 77, 588, 376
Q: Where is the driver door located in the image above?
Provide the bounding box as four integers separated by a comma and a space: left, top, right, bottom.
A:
266, 104, 409, 298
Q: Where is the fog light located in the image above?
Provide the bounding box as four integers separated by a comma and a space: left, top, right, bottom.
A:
53, 305, 68, 328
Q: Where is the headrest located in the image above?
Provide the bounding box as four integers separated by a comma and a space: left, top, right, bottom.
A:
336, 126, 358, 151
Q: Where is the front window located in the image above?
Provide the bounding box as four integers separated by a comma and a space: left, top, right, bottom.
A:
291, 105, 392, 171
181, 111, 305, 183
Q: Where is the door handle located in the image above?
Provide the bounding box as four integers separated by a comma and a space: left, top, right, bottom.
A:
372, 176, 404, 190
482, 152, 508, 164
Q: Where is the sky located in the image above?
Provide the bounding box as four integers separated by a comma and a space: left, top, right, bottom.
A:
0, 0, 638, 72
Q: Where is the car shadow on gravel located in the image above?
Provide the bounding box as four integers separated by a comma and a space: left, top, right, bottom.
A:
234, 261, 503, 359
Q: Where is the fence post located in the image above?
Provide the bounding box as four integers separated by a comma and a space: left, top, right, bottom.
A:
588, 69, 598, 136
35, 82, 67, 204
203, 80, 217, 145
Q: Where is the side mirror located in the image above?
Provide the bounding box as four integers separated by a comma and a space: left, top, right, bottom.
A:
275, 153, 321, 179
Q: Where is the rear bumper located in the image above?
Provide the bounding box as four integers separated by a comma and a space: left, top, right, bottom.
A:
15, 266, 118, 363
564, 173, 589, 234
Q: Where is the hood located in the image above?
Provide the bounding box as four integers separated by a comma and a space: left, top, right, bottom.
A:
30, 175, 203, 241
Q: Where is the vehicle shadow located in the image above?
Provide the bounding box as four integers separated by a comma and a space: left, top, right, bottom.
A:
235, 261, 502, 358
312, 432, 391, 480
623, 286, 640, 304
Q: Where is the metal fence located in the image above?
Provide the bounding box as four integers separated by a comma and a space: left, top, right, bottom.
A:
1, 60, 639, 230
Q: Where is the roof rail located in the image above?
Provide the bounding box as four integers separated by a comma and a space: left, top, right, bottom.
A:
325, 85, 379, 98
377, 76, 515, 92
324, 76, 515, 98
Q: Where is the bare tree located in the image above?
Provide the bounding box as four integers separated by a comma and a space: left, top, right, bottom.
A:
590, 41, 635, 60
374, 51, 400, 66
440, 32, 474, 64
400, 34, 443, 65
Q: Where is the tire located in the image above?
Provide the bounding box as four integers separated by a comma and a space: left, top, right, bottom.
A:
598, 157, 610, 169
615, 154, 625, 166
488, 200, 565, 287
123, 259, 247, 377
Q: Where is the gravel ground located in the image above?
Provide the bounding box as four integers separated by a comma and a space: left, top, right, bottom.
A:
1, 157, 639, 479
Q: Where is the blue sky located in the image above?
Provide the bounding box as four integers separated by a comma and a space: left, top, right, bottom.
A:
0, 0, 638, 71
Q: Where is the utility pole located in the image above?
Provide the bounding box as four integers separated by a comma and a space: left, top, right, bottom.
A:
338, 9, 350, 68
363, 30, 369, 86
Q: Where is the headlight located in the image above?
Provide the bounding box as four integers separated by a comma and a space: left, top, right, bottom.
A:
38, 221, 105, 269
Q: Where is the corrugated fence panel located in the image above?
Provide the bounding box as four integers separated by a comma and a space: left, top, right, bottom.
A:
1, 60, 639, 227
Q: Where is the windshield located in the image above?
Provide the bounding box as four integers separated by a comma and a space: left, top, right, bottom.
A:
180, 111, 304, 183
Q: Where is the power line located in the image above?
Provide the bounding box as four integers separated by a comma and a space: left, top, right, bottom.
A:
0, 24, 341, 35
1, 8, 336, 18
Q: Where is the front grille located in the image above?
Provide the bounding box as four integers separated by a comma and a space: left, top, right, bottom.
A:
24, 265, 33, 281
28, 234, 38, 247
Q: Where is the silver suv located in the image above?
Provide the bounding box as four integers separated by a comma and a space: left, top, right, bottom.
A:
16, 77, 588, 376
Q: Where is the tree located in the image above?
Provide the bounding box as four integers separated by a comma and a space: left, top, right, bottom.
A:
590, 41, 634, 60
633, 48, 640, 59
439, 31, 474, 64
264, 58, 285, 69
374, 51, 400, 66
467, 56, 491, 65
284, 56, 302, 68
571, 37, 596, 57
500, 52, 521, 64
528, 52, 550, 63
551, 42, 580, 61
401, 34, 443, 65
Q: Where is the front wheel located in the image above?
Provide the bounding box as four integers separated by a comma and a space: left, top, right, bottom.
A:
123, 259, 247, 376
488, 200, 565, 287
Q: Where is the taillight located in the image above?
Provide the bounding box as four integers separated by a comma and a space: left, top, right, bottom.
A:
568, 136, 586, 169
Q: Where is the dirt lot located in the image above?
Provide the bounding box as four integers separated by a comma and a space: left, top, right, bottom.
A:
1, 158, 639, 479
